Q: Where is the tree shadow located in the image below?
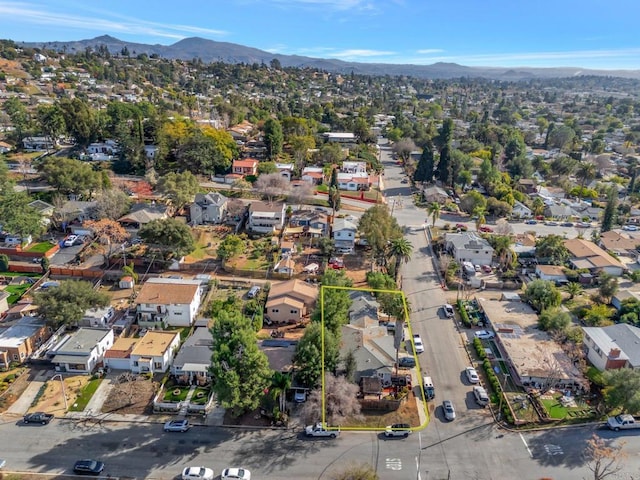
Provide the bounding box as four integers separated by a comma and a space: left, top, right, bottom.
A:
523, 426, 605, 470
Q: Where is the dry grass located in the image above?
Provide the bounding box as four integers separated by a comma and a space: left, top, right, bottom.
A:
29, 375, 92, 415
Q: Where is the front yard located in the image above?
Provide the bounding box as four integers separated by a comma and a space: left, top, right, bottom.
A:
24, 241, 57, 253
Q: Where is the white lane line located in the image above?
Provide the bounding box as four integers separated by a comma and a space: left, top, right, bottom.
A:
519, 433, 533, 458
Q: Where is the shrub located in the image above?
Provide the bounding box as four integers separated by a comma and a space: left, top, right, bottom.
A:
457, 300, 471, 327
0, 254, 9, 272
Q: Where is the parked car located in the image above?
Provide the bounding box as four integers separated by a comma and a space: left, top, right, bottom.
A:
544, 221, 559, 226
182, 466, 215, 480
561, 222, 574, 227
23, 412, 54, 425
442, 400, 456, 421
478, 225, 493, 232
384, 423, 411, 438
623, 224, 639, 231
473, 386, 490, 407
305, 423, 339, 438
221, 468, 251, 480
465, 367, 479, 384
412, 334, 425, 354
398, 356, 416, 368
247, 286, 261, 298
576, 221, 591, 228
401, 179, 409, 184
443, 304, 455, 318
328, 257, 345, 269
73, 460, 105, 476
481, 264, 492, 273
63, 235, 78, 247
524, 219, 537, 225
163, 419, 190, 432
474, 330, 495, 340
294, 391, 306, 403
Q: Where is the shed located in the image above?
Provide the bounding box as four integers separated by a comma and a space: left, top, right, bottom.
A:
119, 276, 134, 289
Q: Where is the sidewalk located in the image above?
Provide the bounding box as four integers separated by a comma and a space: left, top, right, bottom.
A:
5, 369, 52, 416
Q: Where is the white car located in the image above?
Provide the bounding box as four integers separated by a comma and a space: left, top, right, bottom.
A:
384, 423, 411, 438
221, 468, 251, 480
623, 225, 638, 231
442, 400, 456, 421
412, 334, 424, 354
63, 235, 78, 247
474, 330, 495, 340
163, 419, 190, 432
465, 367, 479, 384
305, 423, 339, 438
182, 466, 214, 480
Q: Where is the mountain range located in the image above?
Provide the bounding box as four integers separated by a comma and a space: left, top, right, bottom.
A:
19, 35, 640, 81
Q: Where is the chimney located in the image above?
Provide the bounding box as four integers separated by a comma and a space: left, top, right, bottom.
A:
609, 348, 621, 359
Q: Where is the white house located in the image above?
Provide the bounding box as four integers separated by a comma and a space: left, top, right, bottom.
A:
332, 217, 358, 253
48, 328, 114, 373
275, 163, 294, 180
104, 337, 139, 371
130, 330, 181, 374
22, 136, 55, 151
79, 306, 115, 328
87, 140, 119, 156
135, 278, 203, 328
323, 132, 356, 144
337, 171, 371, 191
511, 201, 532, 219
445, 232, 494, 265
190, 192, 228, 225
248, 201, 286, 234
535, 265, 568, 284
583, 324, 640, 371
144, 145, 158, 160
341, 161, 367, 174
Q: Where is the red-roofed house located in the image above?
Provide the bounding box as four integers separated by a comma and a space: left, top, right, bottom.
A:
232, 158, 259, 176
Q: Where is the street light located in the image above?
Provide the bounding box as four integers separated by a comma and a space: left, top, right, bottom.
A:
51, 373, 67, 410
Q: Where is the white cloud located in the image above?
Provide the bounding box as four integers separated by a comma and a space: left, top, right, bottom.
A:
330, 49, 395, 58
416, 49, 444, 54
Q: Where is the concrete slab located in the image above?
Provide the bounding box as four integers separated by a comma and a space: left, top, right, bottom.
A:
6, 369, 51, 415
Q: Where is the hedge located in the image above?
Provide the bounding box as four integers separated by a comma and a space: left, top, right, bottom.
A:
457, 300, 472, 327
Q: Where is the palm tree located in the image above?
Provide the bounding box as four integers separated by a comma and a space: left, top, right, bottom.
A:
576, 161, 596, 199
473, 206, 486, 231
427, 202, 441, 226
492, 235, 516, 271
269, 371, 291, 413
532, 197, 545, 217
564, 282, 583, 300
387, 237, 413, 282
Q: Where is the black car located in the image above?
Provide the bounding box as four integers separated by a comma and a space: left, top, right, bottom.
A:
23, 412, 54, 425
398, 356, 416, 368
73, 460, 105, 475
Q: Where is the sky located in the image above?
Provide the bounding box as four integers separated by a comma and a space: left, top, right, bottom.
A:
1, 0, 640, 70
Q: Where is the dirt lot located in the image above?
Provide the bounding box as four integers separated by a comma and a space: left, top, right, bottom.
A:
346, 393, 424, 429
0, 368, 30, 412
101, 373, 159, 415
29, 375, 92, 415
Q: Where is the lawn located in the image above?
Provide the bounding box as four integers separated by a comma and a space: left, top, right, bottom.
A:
163, 385, 190, 402
4, 283, 31, 304
190, 387, 211, 405
540, 393, 596, 420
68, 378, 103, 412
25, 241, 57, 253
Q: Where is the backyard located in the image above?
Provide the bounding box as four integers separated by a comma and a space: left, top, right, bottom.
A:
0, 273, 41, 304
24, 241, 57, 253
538, 390, 598, 422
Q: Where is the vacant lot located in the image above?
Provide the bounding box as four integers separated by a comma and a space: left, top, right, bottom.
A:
101, 373, 159, 415
29, 375, 92, 415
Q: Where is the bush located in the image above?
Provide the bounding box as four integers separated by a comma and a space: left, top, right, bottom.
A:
0, 254, 9, 272
457, 300, 471, 327
473, 338, 487, 360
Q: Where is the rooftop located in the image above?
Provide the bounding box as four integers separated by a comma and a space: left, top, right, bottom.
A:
583, 324, 640, 367
104, 337, 139, 359
131, 331, 179, 357
135, 278, 200, 306
0, 316, 46, 349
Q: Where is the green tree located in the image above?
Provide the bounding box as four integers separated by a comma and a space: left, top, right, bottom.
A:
489, 235, 516, 271
583, 304, 614, 327
603, 368, 640, 413
36, 104, 66, 147
522, 279, 562, 312
564, 282, 583, 300
0, 191, 44, 237
210, 310, 272, 415
601, 187, 618, 233
33, 280, 110, 327
139, 218, 195, 258
3, 97, 31, 144
264, 118, 284, 158
576, 161, 597, 199
217, 234, 245, 260
328, 186, 341, 213
535, 235, 570, 265
294, 322, 339, 388
0, 254, 9, 272
427, 202, 441, 226
257, 161, 278, 174
269, 371, 291, 413
58, 98, 98, 146
313, 269, 353, 335
343, 349, 357, 383
413, 143, 434, 184
387, 237, 413, 282
358, 205, 402, 264
157, 171, 199, 210
38, 157, 101, 197
459, 191, 487, 214
538, 309, 571, 332
598, 273, 619, 304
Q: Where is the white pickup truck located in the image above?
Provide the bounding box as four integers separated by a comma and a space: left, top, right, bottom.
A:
607, 414, 640, 431
304, 423, 340, 438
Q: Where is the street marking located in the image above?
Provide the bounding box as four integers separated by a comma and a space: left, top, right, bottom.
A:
385, 458, 402, 471
544, 444, 564, 456
416, 456, 421, 480
519, 433, 533, 458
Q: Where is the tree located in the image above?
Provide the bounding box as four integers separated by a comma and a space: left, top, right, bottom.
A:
91, 189, 132, 220
601, 187, 617, 233
392, 138, 416, 163
58, 98, 98, 146
157, 171, 199, 211
122, 261, 138, 285
583, 434, 627, 480
254, 172, 290, 204
313, 269, 353, 335
217, 234, 245, 260
598, 273, 619, 304
300, 373, 362, 425
459, 191, 487, 214
0, 191, 44, 238
537, 309, 571, 332
536, 235, 570, 265
33, 280, 110, 327
0, 254, 9, 272
387, 237, 413, 282
358, 205, 402, 264
494, 218, 513, 236
343, 349, 357, 383
413, 143, 434, 184
427, 202, 441, 226
210, 310, 272, 415
269, 371, 291, 414
603, 369, 640, 414
264, 118, 284, 158
576, 161, 597, 199
328, 186, 341, 213
331, 464, 379, 480
473, 206, 486, 231
38, 157, 101, 197
288, 182, 314, 210
36, 104, 66, 147
490, 235, 516, 271
84, 219, 129, 266
583, 304, 614, 327
522, 279, 562, 312
139, 218, 195, 258
294, 322, 340, 388
564, 282, 583, 300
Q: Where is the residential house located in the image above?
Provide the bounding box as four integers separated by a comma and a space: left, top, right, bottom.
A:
130, 330, 180, 374
583, 324, 640, 371
544, 204, 574, 220
337, 171, 371, 191
48, 327, 114, 373
0, 316, 51, 368
79, 306, 115, 328
135, 278, 202, 327
28, 200, 55, 225
511, 201, 532, 219
22, 136, 54, 151
248, 201, 286, 234
172, 326, 213, 384
301, 167, 325, 185
274, 256, 295, 276
275, 163, 294, 180
444, 232, 494, 265
57, 200, 97, 225
564, 238, 625, 276
144, 145, 158, 160
103, 337, 139, 370
0, 141, 13, 153
232, 158, 258, 177
265, 279, 318, 324
341, 161, 367, 174
332, 217, 358, 253
517, 178, 538, 194
422, 185, 449, 204
535, 265, 568, 284
190, 192, 228, 225
599, 231, 639, 258
0, 291, 9, 318
227, 120, 254, 143
289, 210, 329, 236
86, 140, 119, 160
323, 132, 356, 145
118, 203, 168, 230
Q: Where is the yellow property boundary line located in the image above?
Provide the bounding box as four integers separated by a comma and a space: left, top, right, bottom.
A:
319, 285, 430, 432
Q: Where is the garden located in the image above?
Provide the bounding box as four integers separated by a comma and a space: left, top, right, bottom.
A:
163, 384, 191, 402
537, 390, 598, 422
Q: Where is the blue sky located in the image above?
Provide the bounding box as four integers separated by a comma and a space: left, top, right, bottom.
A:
1, 0, 640, 70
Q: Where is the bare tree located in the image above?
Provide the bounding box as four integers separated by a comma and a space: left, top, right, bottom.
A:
226, 198, 246, 219
300, 373, 362, 425
438, 254, 453, 276
254, 173, 290, 204
540, 354, 565, 393
584, 434, 627, 480
392, 138, 417, 163
287, 182, 314, 211
331, 464, 379, 480
91, 189, 132, 220
494, 218, 514, 236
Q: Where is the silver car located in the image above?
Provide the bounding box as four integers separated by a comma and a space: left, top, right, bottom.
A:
164, 419, 190, 432
442, 400, 456, 421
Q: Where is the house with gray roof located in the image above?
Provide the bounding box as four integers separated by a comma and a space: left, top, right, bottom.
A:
118, 203, 168, 230
332, 217, 358, 253
444, 232, 494, 265
47, 327, 114, 373
171, 327, 213, 384
544, 204, 575, 220
583, 324, 640, 371
190, 192, 228, 225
